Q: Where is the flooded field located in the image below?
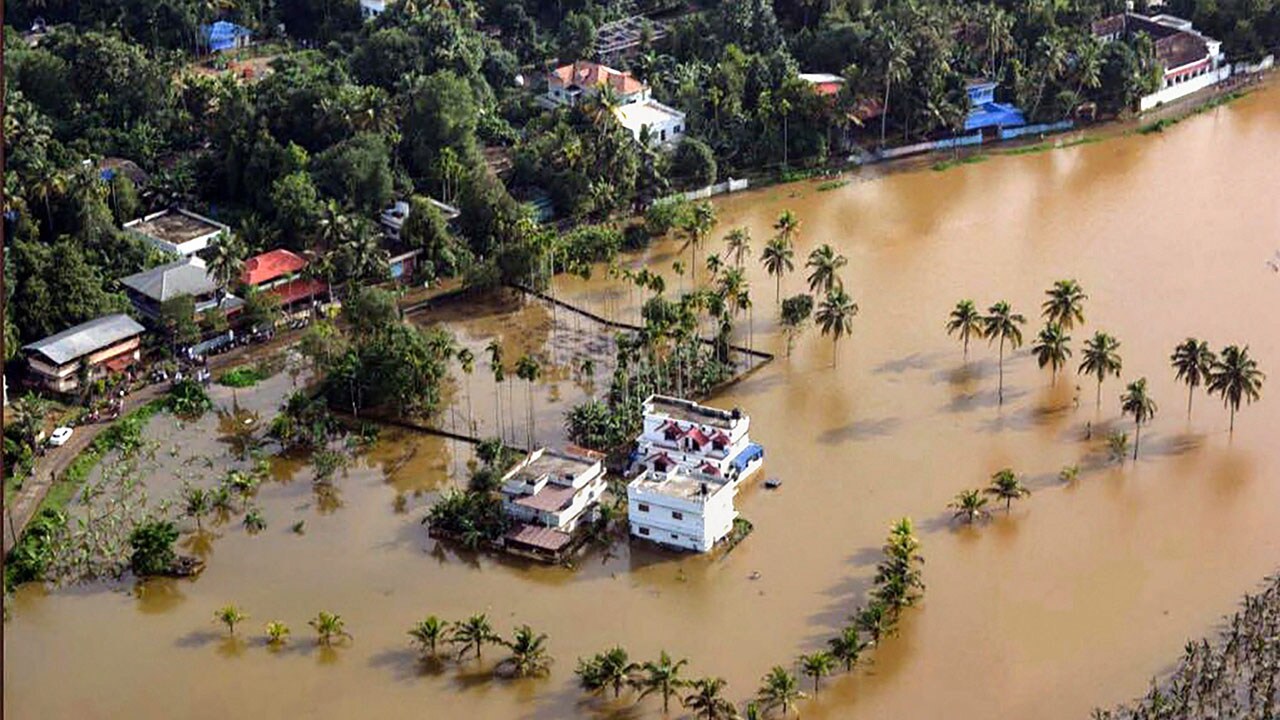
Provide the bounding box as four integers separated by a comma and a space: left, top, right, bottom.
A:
6, 84, 1280, 719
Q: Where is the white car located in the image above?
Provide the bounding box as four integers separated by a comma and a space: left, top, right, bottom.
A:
48, 427, 74, 447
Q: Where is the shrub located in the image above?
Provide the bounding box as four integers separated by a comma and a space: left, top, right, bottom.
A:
218, 365, 265, 388
128, 519, 180, 576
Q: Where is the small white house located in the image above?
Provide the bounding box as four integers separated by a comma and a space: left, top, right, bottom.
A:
123, 208, 230, 257
627, 467, 738, 553
360, 0, 387, 19
613, 99, 686, 146
500, 448, 607, 533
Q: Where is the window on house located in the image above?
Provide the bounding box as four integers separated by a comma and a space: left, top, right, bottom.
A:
639, 527, 650, 536
671, 533, 679, 540
638, 503, 650, 512
672, 511, 683, 520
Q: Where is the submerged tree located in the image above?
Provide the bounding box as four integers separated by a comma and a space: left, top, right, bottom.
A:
1120, 378, 1158, 459
816, 288, 858, 367
408, 616, 451, 658
499, 625, 552, 678
215, 604, 248, 636
805, 244, 846, 295
1170, 338, 1215, 420
799, 651, 836, 695
946, 299, 983, 360
451, 613, 498, 661
761, 235, 795, 306
265, 621, 291, 647
949, 488, 990, 523
682, 677, 737, 720
1079, 331, 1123, 409
309, 611, 351, 647
634, 650, 689, 714
1041, 279, 1087, 330
1031, 323, 1072, 383
576, 646, 637, 699
984, 469, 1029, 511
982, 301, 1026, 405
1206, 344, 1265, 434
756, 666, 805, 716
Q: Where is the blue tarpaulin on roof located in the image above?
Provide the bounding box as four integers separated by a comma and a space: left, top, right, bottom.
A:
965, 102, 1026, 131
731, 443, 764, 472
201, 21, 252, 52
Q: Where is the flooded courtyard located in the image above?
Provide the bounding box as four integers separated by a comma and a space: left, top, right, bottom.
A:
5, 84, 1280, 719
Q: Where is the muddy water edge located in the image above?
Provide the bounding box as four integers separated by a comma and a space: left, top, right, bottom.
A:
6, 84, 1280, 719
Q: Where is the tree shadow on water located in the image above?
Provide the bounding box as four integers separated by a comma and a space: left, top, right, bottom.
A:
817, 417, 901, 445
873, 351, 947, 376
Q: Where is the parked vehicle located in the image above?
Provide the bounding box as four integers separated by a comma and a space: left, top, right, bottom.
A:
48, 427, 74, 447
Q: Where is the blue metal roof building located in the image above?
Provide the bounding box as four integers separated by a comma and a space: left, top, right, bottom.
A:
964, 80, 1026, 131
201, 21, 252, 53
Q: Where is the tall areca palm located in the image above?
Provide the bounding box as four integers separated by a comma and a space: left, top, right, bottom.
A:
1041, 279, 1087, 330
827, 625, 865, 672
761, 235, 795, 306
635, 651, 689, 714
1206, 345, 1265, 434
816, 288, 859, 367
682, 677, 737, 720
756, 666, 805, 716
681, 201, 717, 286
1031, 323, 1072, 383
799, 651, 836, 695
1079, 331, 1123, 409
984, 468, 1029, 511
949, 488, 990, 523
805, 244, 846, 294
946, 299, 983, 359
500, 625, 552, 677
457, 348, 476, 432
515, 354, 542, 448
408, 616, 450, 658
982, 301, 1027, 405
486, 340, 505, 443
879, 30, 913, 147
1120, 378, 1158, 459
1170, 338, 1216, 420
724, 227, 752, 267
451, 614, 498, 661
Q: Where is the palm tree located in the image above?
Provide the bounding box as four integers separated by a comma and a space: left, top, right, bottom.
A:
635, 651, 689, 714
486, 340, 505, 443
725, 227, 752, 267
946, 300, 983, 360
683, 677, 738, 720
984, 468, 1029, 511
309, 611, 350, 646
852, 603, 892, 647
773, 210, 801, 247
816, 288, 859, 367
576, 647, 637, 699
1031, 323, 1072, 383
827, 625, 865, 672
9, 393, 50, 452
182, 484, 211, 531
879, 31, 913, 147
457, 348, 476, 431
264, 621, 290, 646
515, 354, 542, 448
215, 604, 247, 635
500, 625, 552, 677
982, 301, 1027, 405
408, 616, 450, 658
761, 235, 795, 306
805, 244, 846, 294
205, 231, 245, 302
705, 253, 725, 283
756, 666, 805, 716
799, 651, 836, 695
451, 613, 497, 661
1041, 279, 1087, 330
949, 488, 990, 523
1206, 345, 1265, 434
1120, 378, 1158, 459
681, 201, 717, 286
1170, 338, 1216, 420
1079, 331, 1123, 409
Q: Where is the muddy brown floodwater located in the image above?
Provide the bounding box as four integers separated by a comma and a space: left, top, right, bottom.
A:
7, 84, 1280, 719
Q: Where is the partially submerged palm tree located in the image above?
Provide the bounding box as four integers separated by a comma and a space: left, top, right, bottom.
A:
982, 301, 1027, 405
984, 468, 1029, 511
309, 611, 351, 647
949, 488, 990, 523
816, 288, 859, 367
761, 235, 795, 306
1170, 338, 1215, 420
500, 625, 552, 678
408, 616, 450, 658
1207, 344, 1265, 434
799, 651, 836, 694
451, 613, 497, 661
576, 646, 637, 699
827, 624, 866, 672
215, 604, 248, 635
1107, 431, 1131, 465
724, 227, 752, 267
1041, 279, 1087, 330
756, 665, 805, 716
265, 621, 290, 647
805, 243, 847, 294
1079, 331, 1123, 409
682, 677, 737, 720
946, 299, 983, 359
1120, 378, 1158, 459
1059, 464, 1080, 484
1031, 323, 1072, 383
634, 650, 689, 714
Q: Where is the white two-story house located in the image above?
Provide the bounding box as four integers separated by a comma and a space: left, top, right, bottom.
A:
626, 395, 764, 552
500, 448, 606, 559
545, 61, 686, 146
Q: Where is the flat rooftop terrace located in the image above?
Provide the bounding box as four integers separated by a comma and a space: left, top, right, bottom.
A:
630, 469, 730, 502
127, 209, 224, 244
646, 395, 738, 429
508, 450, 597, 485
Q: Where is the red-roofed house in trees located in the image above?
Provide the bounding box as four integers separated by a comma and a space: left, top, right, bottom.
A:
240, 249, 326, 310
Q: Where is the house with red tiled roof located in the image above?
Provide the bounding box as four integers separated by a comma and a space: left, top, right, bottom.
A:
544, 60, 687, 146
1093, 13, 1229, 111
241, 248, 326, 309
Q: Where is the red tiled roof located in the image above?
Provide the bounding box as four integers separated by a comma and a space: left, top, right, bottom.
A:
710, 431, 731, 444
268, 278, 326, 306
700, 461, 721, 476
550, 61, 645, 96
812, 82, 843, 97
514, 485, 577, 513
505, 524, 573, 552
685, 427, 710, 446
848, 97, 885, 125
242, 249, 307, 287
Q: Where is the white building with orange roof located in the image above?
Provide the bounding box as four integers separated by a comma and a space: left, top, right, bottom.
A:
545, 60, 686, 146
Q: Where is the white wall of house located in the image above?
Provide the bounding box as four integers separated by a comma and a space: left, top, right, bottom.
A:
627, 474, 738, 552
1140, 64, 1231, 111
